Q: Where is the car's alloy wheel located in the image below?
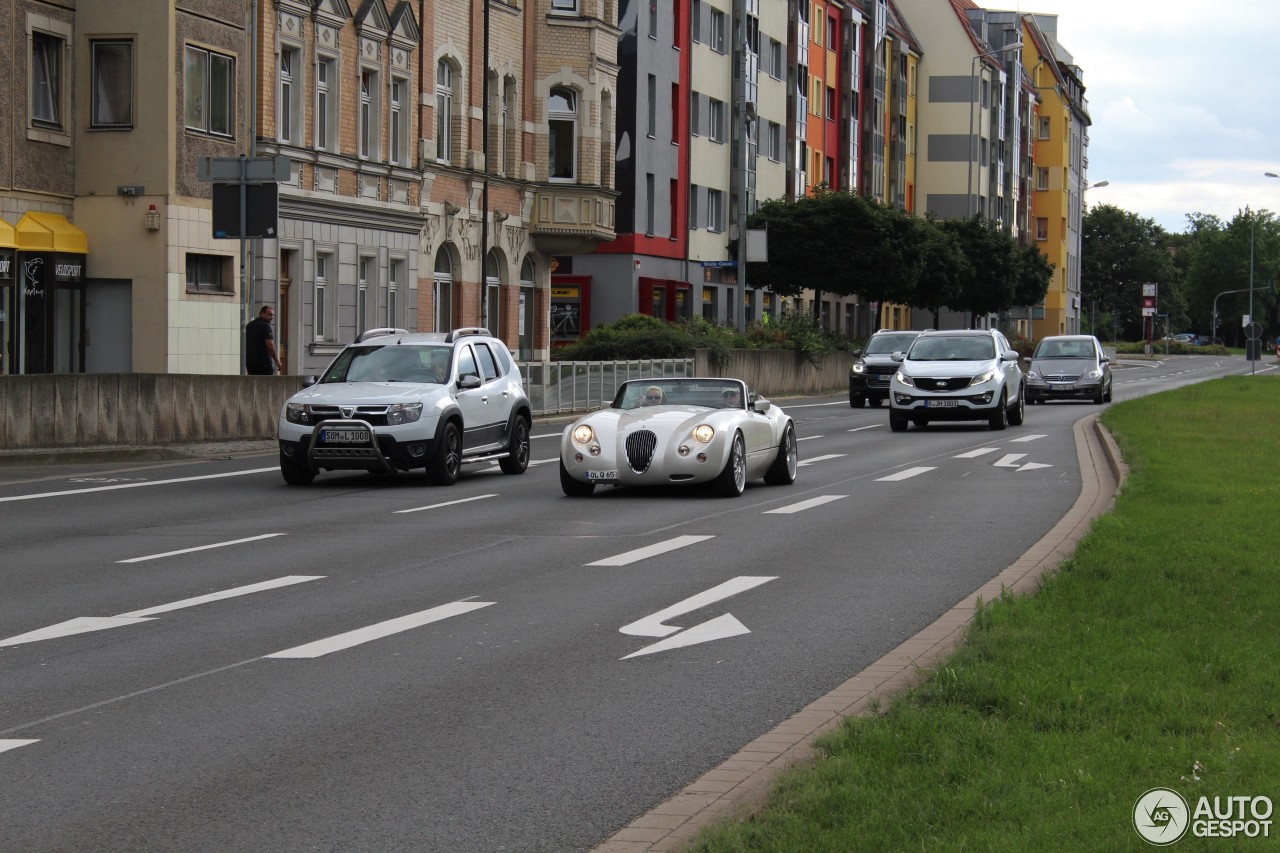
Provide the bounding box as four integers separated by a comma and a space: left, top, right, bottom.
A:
868, 397, 883, 407
713, 432, 747, 497
499, 416, 531, 474
559, 460, 596, 497
1104, 381, 1114, 403
764, 421, 798, 485
988, 391, 1008, 430
1008, 387, 1026, 425
889, 409, 908, 432
427, 421, 462, 485
849, 394, 865, 408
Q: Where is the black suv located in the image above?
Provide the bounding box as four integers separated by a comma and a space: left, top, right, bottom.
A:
849, 329, 922, 407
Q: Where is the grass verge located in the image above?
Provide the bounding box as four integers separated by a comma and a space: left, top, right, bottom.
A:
688, 375, 1280, 852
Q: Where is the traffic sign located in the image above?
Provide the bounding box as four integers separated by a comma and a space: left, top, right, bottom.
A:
699, 260, 737, 268
1142, 282, 1158, 297
198, 155, 291, 183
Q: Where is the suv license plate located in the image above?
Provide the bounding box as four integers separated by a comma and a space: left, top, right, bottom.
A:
321, 428, 371, 444
586, 470, 618, 481
924, 399, 959, 408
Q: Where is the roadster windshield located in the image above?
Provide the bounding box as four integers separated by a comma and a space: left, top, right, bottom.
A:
611, 379, 748, 410
321, 345, 453, 384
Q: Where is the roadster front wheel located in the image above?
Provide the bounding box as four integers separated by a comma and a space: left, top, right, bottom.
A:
559, 461, 596, 497
713, 432, 747, 497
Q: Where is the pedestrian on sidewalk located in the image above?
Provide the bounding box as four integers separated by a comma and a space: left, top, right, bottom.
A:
246, 305, 282, 375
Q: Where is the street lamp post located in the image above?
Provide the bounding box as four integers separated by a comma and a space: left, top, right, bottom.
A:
967, 40, 1022, 218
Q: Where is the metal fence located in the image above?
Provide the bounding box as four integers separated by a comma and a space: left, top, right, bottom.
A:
518, 358, 694, 416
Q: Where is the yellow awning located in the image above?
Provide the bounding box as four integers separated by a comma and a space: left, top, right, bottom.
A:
15, 211, 89, 254
0, 217, 15, 249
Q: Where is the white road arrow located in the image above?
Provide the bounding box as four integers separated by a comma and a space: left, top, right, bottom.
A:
0, 576, 324, 648
993, 454, 1027, 468
0, 740, 39, 755
619, 576, 775, 659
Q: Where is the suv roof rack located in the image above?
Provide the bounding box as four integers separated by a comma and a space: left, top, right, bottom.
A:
358, 327, 410, 342
445, 327, 492, 342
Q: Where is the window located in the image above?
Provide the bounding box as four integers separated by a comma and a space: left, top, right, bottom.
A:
278, 46, 299, 143
185, 254, 230, 292
767, 121, 781, 161
91, 40, 133, 129
813, 12, 824, 46
1036, 167, 1049, 190
436, 60, 454, 163
551, 0, 577, 10
184, 45, 234, 136
708, 189, 724, 232
826, 86, 835, 121
671, 83, 679, 144
31, 30, 64, 127
692, 0, 702, 43
709, 9, 726, 53
645, 173, 655, 235
688, 184, 700, 230
769, 39, 783, 79
827, 16, 836, 49
315, 252, 334, 341
649, 0, 658, 38
690, 91, 701, 136
811, 77, 822, 116
647, 75, 656, 137
360, 69, 380, 159
433, 250, 453, 331
709, 98, 725, 143
1036, 217, 1048, 241
548, 87, 577, 181
390, 78, 408, 165
388, 259, 402, 325
1038, 116, 1050, 139
358, 256, 375, 332
315, 56, 337, 150
669, 179, 678, 238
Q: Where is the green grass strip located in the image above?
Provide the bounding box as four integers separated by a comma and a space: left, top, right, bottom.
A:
689, 375, 1280, 852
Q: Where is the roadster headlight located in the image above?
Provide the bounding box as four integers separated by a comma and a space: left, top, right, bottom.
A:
895, 371, 915, 387
285, 402, 313, 424
572, 424, 595, 444
385, 402, 423, 425
692, 424, 715, 443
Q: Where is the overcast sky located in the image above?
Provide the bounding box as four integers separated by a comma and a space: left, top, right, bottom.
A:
1008, 0, 1280, 232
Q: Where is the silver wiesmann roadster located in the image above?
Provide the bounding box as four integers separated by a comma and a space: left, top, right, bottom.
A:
559, 378, 798, 497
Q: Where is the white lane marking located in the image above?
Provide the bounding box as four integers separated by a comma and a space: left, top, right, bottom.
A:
993, 454, 1027, 468
877, 467, 936, 482
118, 576, 324, 618
0, 576, 326, 647
587, 535, 715, 567
1010, 434, 1048, 443
0, 740, 39, 755
117, 533, 286, 564
848, 424, 882, 432
621, 576, 776, 637
0, 468, 277, 503
528, 457, 558, 466
622, 613, 750, 659
796, 435, 823, 441
1017, 462, 1054, 471
531, 433, 561, 440
394, 494, 497, 514
797, 453, 846, 467
267, 600, 495, 659
765, 495, 848, 514
954, 448, 1001, 459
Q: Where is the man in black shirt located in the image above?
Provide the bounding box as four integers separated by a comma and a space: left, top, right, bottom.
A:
245, 305, 282, 375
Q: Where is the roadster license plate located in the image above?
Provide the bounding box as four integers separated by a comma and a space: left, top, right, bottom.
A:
320, 427, 371, 444
924, 399, 959, 408
586, 470, 618, 481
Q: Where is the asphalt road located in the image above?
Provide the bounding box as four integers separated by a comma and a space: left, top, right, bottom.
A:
0, 355, 1265, 852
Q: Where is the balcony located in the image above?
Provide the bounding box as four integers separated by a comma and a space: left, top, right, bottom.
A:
530, 184, 618, 255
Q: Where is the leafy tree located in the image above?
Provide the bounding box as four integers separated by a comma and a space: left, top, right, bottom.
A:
1013, 243, 1054, 310
1081, 204, 1178, 340
913, 219, 969, 328
1181, 208, 1278, 346
940, 216, 1018, 324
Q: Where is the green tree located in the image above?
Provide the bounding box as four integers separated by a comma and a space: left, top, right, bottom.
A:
940, 216, 1018, 325
1081, 204, 1178, 341
1181, 208, 1278, 345
913, 218, 969, 328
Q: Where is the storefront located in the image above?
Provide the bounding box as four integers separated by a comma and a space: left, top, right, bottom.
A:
5, 212, 89, 374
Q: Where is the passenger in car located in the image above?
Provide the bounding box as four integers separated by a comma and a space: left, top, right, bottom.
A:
641, 386, 666, 406
721, 387, 742, 408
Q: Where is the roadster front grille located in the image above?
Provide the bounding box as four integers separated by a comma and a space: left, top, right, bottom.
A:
625, 429, 657, 473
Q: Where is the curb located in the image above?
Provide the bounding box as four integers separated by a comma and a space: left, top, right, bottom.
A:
591, 413, 1126, 852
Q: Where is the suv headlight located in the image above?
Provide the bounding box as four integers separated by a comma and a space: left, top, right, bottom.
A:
895, 370, 915, 387
285, 403, 313, 425
851, 363, 866, 375
385, 402, 423, 425
968, 369, 995, 387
